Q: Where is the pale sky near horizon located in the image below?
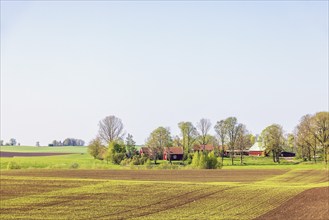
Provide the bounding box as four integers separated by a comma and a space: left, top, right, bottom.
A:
1, 1, 328, 146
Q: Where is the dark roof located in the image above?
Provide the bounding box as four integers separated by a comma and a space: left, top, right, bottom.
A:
164, 147, 184, 155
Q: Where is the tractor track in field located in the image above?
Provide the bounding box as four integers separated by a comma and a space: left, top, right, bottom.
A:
128, 186, 239, 220
93, 186, 239, 220
89, 187, 214, 220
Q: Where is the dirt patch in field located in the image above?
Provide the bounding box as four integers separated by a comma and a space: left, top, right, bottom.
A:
1, 169, 288, 183
255, 187, 329, 220
0, 151, 74, 157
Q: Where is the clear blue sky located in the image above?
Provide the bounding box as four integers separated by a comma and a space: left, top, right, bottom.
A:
1, 1, 328, 145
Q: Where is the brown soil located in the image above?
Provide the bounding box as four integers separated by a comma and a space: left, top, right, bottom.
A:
1, 169, 288, 182
0, 151, 74, 157
255, 187, 329, 220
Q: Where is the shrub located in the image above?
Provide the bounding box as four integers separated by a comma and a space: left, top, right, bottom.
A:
186, 153, 194, 164
70, 163, 79, 169
7, 161, 21, 170
206, 152, 218, 169
158, 161, 179, 169
145, 159, 152, 169
120, 158, 131, 166
112, 153, 126, 164
129, 155, 148, 165
199, 152, 207, 169
191, 151, 200, 168
191, 151, 222, 169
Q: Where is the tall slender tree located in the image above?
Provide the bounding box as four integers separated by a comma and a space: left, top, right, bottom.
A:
214, 120, 228, 163
197, 118, 212, 145
225, 117, 243, 165
178, 122, 198, 159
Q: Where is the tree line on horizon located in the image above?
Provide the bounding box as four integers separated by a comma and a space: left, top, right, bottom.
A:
88, 111, 329, 166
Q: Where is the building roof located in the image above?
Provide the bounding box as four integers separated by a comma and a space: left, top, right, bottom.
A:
164, 147, 184, 155
193, 145, 215, 151
249, 141, 264, 152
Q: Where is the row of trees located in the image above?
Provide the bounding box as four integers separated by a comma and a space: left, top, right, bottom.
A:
295, 112, 329, 164
0, 138, 18, 146
89, 112, 328, 165
50, 138, 85, 146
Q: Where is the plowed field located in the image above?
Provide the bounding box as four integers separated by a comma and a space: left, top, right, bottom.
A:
0, 169, 328, 219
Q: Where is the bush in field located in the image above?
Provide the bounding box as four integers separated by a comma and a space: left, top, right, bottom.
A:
121, 155, 149, 166
131, 155, 148, 165
157, 161, 179, 169
191, 151, 222, 169
7, 161, 21, 169
191, 151, 200, 167
199, 153, 207, 169
112, 153, 126, 165
70, 163, 79, 169
186, 153, 194, 164
105, 141, 126, 164
206, 151, 222, 169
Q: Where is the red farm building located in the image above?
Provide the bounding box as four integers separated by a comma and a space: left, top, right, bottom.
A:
248, 141, 264, 156
163, 147, 184, 161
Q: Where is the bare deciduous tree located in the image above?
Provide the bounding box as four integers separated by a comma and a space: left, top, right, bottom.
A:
225, 117, 243, 165
214, 120, 228, 163
197, 118, 212, 145
98, 115, 125, 144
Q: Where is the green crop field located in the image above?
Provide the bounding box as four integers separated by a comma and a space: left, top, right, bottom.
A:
0, 169, 328, 219
0, 147, 328, 219
0, 146, 87, 154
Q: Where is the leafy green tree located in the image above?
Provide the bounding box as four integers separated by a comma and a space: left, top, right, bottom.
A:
286, 133, 296, 153
295, 114, 318, 162
88, 138, 104, 159
9, 138, 16, 146
178, 122, 198, 159
105, 141, 126, 164
261, 124, 286, 163
125, 133, 136, 158
146, 127, 172, 164
172, 135, 182, 147
312, 112, 329, 164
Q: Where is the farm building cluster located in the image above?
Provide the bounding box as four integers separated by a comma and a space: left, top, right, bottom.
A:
137, 142, 295, 161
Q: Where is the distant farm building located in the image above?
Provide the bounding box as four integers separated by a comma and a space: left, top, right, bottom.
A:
248, 141, 264, 156
193, 145, 215, 152
280, 151, 296, 157
163, 147, 184, 161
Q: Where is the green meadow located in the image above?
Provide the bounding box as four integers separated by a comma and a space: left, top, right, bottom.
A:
0, 146, 328, 170
0, 146, 87, 154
